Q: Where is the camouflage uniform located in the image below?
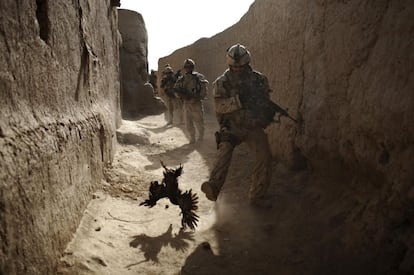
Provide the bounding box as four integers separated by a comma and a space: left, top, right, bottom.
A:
174, 70, 208, 143
148, 70, 158, 94
160, 68, 183, 124
207, 65, 272, 203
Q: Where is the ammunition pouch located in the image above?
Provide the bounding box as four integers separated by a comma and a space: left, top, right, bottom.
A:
175, 87, 196, 100
254, 98, 278, 128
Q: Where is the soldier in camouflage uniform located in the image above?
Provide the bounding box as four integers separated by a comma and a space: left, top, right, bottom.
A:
174, 59, 209, 144
201, 44, 273, 207
148, 69, 158, 94
160, 65, 183, 125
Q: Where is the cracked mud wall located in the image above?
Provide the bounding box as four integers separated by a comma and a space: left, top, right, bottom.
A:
160, 0, 414, 269
0, 0, 120, 274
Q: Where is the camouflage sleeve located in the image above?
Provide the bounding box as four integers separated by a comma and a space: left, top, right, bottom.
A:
213, 76, 242, 114
197, 73, 209, 99
212, 76, 226, 98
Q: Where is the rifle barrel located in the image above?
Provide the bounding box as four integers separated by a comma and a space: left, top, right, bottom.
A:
286, 114, 298, 123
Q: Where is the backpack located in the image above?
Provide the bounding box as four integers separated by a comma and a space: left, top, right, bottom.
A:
194, 73, 208, 99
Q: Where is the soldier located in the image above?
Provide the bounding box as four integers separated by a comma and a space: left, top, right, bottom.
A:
201, 44, 274, 207
174, 59, 208, 144
148, 69, 158, 94
160, 65, 183, 125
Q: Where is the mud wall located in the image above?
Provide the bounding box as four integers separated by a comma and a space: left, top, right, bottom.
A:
0, 0, 120, 274
118, 9, 165, 117
160, 0, 414, 270
160, 0, 414, 204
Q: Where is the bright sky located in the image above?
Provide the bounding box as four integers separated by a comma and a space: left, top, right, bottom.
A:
120, 0, 255, 70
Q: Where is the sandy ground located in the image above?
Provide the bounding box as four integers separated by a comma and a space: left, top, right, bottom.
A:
57, 112, 380, 275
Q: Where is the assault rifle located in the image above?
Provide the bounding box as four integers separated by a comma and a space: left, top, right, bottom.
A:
174, 87, 193, 100
264, 99, 298, 123
238, 87, 297, 128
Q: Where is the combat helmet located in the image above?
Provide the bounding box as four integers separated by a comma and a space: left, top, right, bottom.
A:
163, 65, 173, 74
226, 44, 251, 66
183, 58, 195, 68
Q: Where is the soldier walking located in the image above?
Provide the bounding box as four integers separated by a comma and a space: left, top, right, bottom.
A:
201, 44, 275, 208
160, 65, 183, 125
174, 59, 208, 144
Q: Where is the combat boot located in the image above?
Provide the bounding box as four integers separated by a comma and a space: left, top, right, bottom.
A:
201, 181, 218, 201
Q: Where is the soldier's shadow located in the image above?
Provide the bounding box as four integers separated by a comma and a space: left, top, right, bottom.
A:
180, 241, 223, 275
127, 224, 195, 266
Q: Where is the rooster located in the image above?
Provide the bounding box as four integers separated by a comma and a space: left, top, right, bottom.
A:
140, 161, 199, 230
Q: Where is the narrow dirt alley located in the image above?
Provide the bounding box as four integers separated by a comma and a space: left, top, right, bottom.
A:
57, 113, 364, 275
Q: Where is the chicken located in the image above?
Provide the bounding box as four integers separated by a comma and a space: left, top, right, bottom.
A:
140, 161, 199, 230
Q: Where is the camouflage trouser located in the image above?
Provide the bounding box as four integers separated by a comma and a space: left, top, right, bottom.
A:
183, 101, 204, 142
209, 127, 272, 202
165, 96, 183, 124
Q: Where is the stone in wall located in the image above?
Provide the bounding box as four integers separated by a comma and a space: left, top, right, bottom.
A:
118, 9, 166, 118
0, 0, 120, 273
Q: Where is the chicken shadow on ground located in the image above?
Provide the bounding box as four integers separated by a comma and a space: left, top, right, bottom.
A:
127, 224, 195, 267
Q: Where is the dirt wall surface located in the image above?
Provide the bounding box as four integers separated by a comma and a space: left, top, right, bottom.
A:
0, 0, 120, 274
118, 9, 166, 117
159, 0, 414, 271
